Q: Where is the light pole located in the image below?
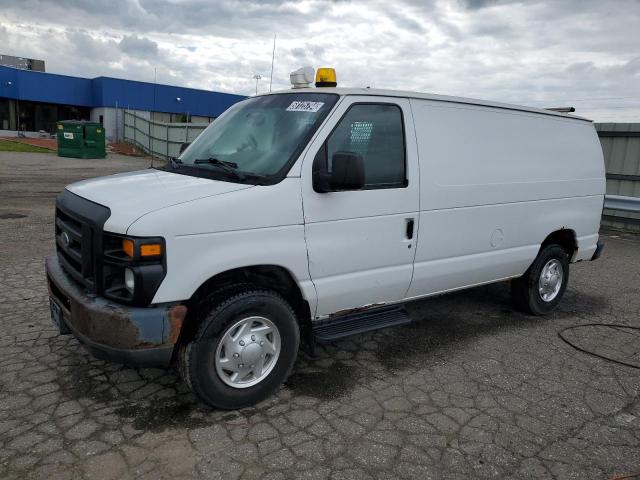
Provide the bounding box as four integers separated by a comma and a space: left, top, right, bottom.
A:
253, 74, 262, 95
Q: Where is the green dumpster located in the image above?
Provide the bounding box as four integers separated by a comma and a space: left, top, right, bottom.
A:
57, 120, 106, 159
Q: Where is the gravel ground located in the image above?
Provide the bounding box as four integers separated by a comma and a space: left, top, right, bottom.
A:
1, 151, 639, 480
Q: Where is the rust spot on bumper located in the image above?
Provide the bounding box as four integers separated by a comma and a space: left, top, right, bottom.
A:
46, 255, 184, 351
73, 300, 142, 349
168, 305, 188, 344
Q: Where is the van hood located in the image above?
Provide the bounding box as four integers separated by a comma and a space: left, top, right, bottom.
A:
67, 169, 253, 233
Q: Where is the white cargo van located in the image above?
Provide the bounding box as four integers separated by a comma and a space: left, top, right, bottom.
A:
46, 68, 605, 408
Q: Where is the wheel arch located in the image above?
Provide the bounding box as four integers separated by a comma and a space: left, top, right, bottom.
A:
539, 228, 578, 261
175, 264, 313, 354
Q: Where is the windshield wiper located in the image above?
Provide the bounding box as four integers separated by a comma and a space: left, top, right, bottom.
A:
193, 157, 245, 180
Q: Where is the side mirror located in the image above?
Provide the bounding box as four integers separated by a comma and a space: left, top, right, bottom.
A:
313, 151, 365, 193
179, 142, 190, 154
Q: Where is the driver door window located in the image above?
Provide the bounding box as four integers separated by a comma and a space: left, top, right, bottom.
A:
325, 103, 406, 188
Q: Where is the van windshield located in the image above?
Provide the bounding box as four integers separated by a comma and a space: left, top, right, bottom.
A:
173, 93, 338, 184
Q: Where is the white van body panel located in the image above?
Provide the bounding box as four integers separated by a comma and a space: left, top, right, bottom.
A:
67, 169, 251, 234
410, 100, 604, 209
407, 196, 603, 299
405, 98, 605, 299
126, 178, 316, 308
300, 96, 420, 318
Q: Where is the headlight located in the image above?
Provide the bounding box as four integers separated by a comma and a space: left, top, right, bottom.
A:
102, 234, 166, 306
124, 267, 135, 293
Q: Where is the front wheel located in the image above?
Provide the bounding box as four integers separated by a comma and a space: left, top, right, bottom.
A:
179, 288, 300, 409
512, 244, 569, 315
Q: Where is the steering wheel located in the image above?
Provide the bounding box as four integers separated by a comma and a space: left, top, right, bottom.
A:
238, 134, 258, 152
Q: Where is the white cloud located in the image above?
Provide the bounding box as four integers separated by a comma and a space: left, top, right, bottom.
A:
0, 0, 638, 121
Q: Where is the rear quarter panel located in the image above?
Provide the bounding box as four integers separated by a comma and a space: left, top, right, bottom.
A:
406, 99, 605, 298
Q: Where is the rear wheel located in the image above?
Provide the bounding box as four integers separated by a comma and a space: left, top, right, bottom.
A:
179, 288, 300, 409
512, 244, 569, 315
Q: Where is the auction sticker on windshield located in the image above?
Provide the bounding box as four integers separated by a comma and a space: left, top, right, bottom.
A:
286, 101, 324, 112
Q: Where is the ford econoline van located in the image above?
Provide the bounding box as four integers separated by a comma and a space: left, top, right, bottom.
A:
46, 68, 605, 408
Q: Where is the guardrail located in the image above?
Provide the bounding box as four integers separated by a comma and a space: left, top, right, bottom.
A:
604, 195, 640, 213
603, 194, 640, 228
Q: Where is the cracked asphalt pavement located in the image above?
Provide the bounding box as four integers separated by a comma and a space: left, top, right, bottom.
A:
1, 151, 639, 480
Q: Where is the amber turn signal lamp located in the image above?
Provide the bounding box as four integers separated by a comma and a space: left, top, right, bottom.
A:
140, 244, 162, 257
122, 239, 135, 258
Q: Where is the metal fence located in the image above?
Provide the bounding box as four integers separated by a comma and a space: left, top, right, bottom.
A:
596, 123, 640, 231
123, 110, 209, 160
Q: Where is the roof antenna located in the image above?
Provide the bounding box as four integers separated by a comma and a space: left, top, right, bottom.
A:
269, 35, 276, 93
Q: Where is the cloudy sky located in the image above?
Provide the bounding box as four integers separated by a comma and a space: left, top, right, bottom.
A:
1, 0, 639, 121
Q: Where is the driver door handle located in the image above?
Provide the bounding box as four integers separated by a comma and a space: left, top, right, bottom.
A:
406, 219, 415, 239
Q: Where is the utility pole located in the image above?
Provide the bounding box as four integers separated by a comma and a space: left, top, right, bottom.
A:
253, 74, 262, 95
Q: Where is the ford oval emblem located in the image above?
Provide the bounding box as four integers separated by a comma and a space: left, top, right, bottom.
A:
61, 231, 71, 247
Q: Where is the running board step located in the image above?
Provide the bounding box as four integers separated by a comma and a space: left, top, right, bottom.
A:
312, 306, 412, 342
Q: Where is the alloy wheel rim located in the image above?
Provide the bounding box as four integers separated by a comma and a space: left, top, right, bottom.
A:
214, 316, 281, 389
538, 259, 563, 302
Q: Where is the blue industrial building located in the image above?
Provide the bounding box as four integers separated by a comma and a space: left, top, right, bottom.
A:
0, 65, 246, 140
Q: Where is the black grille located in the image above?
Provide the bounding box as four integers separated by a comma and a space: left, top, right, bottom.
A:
55, 190, 111, 293
55, 207, 95, 289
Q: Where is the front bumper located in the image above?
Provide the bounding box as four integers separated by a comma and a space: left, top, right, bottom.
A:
45, 255, 186, 367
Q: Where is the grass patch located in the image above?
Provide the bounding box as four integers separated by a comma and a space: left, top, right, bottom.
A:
0, 139, 54, 153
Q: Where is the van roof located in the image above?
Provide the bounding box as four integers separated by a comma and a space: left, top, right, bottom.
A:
266, 87, 592, 123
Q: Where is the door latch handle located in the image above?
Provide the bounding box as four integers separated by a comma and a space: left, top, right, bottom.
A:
406, 219, 415, 239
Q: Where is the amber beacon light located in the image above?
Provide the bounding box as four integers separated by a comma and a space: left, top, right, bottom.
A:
315, 68, 337, 87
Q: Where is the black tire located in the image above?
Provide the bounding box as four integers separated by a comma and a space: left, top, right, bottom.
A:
511, 244, 569, 315
179, 288, 300, 409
